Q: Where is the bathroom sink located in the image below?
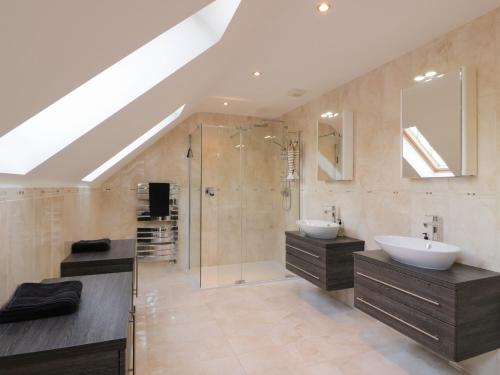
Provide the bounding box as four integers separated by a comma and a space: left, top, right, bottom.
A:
297, 219, 339, 240
374, 235, 460, 270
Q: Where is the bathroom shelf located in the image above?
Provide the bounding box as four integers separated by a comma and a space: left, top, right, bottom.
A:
136, 182, 179, 263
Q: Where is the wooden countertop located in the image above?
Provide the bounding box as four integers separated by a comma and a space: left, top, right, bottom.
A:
0, 272, 132, 362
286, 231, 364, 247
354, 250, 500, 288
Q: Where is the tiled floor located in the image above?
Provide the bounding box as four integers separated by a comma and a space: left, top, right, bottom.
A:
135, 262, 464, 375
197, 260, 294, 288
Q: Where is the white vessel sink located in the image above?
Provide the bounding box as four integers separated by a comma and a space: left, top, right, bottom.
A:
374, 235, 460, 270
297, 219, 340, 240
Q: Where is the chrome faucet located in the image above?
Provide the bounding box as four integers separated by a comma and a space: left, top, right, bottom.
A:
423, 215, 440, 241
324, 206, 337, 223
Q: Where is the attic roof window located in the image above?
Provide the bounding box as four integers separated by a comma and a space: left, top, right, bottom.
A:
0, 0, 240, 175
82, 105, 185, 182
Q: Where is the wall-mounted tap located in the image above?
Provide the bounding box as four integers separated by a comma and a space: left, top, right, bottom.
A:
324, 206, 337, 223
423, 215, 440, 241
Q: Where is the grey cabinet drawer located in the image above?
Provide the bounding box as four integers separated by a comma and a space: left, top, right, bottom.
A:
286, 237, 326, 266
286, 253, 326, 289
286, 243, 325, 269
355, 283, 456, 360
355, 258, 455, 325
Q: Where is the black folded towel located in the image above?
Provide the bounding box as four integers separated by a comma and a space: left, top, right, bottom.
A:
149, 183, 170, 217
0, 281, 83, 324
71, 238, 111, 253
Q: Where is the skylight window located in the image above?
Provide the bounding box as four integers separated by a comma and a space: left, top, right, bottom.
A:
0, 0, 240, 175
82, 105, 185, 182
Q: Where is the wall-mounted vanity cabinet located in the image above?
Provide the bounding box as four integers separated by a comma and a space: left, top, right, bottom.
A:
354, 251, 500, 361
317, 111, 354, 181
285, 231, 364, 290
401, 67, 477, 178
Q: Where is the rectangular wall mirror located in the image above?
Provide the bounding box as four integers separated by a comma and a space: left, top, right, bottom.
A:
401, 67, 477, 178
317, 111, 353, 182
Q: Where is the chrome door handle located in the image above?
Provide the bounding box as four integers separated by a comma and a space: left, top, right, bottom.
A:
286, 262, 320, 280
286, 244, 320, 259
356, 272, 440, 306
356, 297, 439, 341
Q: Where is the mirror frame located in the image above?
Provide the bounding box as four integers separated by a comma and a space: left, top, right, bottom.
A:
316, 111, 354, 182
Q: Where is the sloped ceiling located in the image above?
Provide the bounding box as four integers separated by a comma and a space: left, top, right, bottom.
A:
1, 0, 499, 186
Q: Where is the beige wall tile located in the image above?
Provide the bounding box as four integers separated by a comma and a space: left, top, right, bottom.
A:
0, 188, 102, 304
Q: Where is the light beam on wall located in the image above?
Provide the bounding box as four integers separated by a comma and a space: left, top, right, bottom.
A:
0, 0, 241, 175
82, 105, 185, 182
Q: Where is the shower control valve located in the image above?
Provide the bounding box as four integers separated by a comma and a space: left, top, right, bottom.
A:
205, 187, 215, 197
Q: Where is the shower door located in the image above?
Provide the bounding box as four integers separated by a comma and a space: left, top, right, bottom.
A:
195, 123, 296, 288
200, 125, 243, 287
241, 124, 290, 283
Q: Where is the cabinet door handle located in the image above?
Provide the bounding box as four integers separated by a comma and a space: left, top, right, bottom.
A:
286, 262, 320, 280
286, 244, 320, 259
356, 272, 440, 306
356, 297, 439, 341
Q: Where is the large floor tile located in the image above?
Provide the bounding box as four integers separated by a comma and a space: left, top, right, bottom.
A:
136, 262, 473, 375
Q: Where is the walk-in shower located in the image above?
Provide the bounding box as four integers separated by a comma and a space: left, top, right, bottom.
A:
188, 122, 300, 288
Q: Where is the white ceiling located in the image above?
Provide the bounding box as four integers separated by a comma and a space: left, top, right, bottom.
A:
1, 0, 499, 186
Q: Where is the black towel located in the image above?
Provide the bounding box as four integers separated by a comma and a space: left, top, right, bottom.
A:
0, 281, 83, 324
149, 183, 170, 217
71, 238, 111, 253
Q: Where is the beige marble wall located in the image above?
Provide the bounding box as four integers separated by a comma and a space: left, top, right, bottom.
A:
0, 187, 102, 304
281, 8, 500, 374
99, 114, 197, 268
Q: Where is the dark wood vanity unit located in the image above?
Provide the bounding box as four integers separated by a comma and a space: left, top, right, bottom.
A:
0, 272, 134, 375
354, 250, 500, 361
61, 239, 135, 277
285, 231, 364, 291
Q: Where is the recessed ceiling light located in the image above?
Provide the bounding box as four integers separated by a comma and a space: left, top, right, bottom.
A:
223, 102, 229, 106
333, 113, 339, 117
253, 71, 262, 77
425, 71, 437, 77
317, 2, 331, 12
414, 75, 425, 82
437, 74, 444, 78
